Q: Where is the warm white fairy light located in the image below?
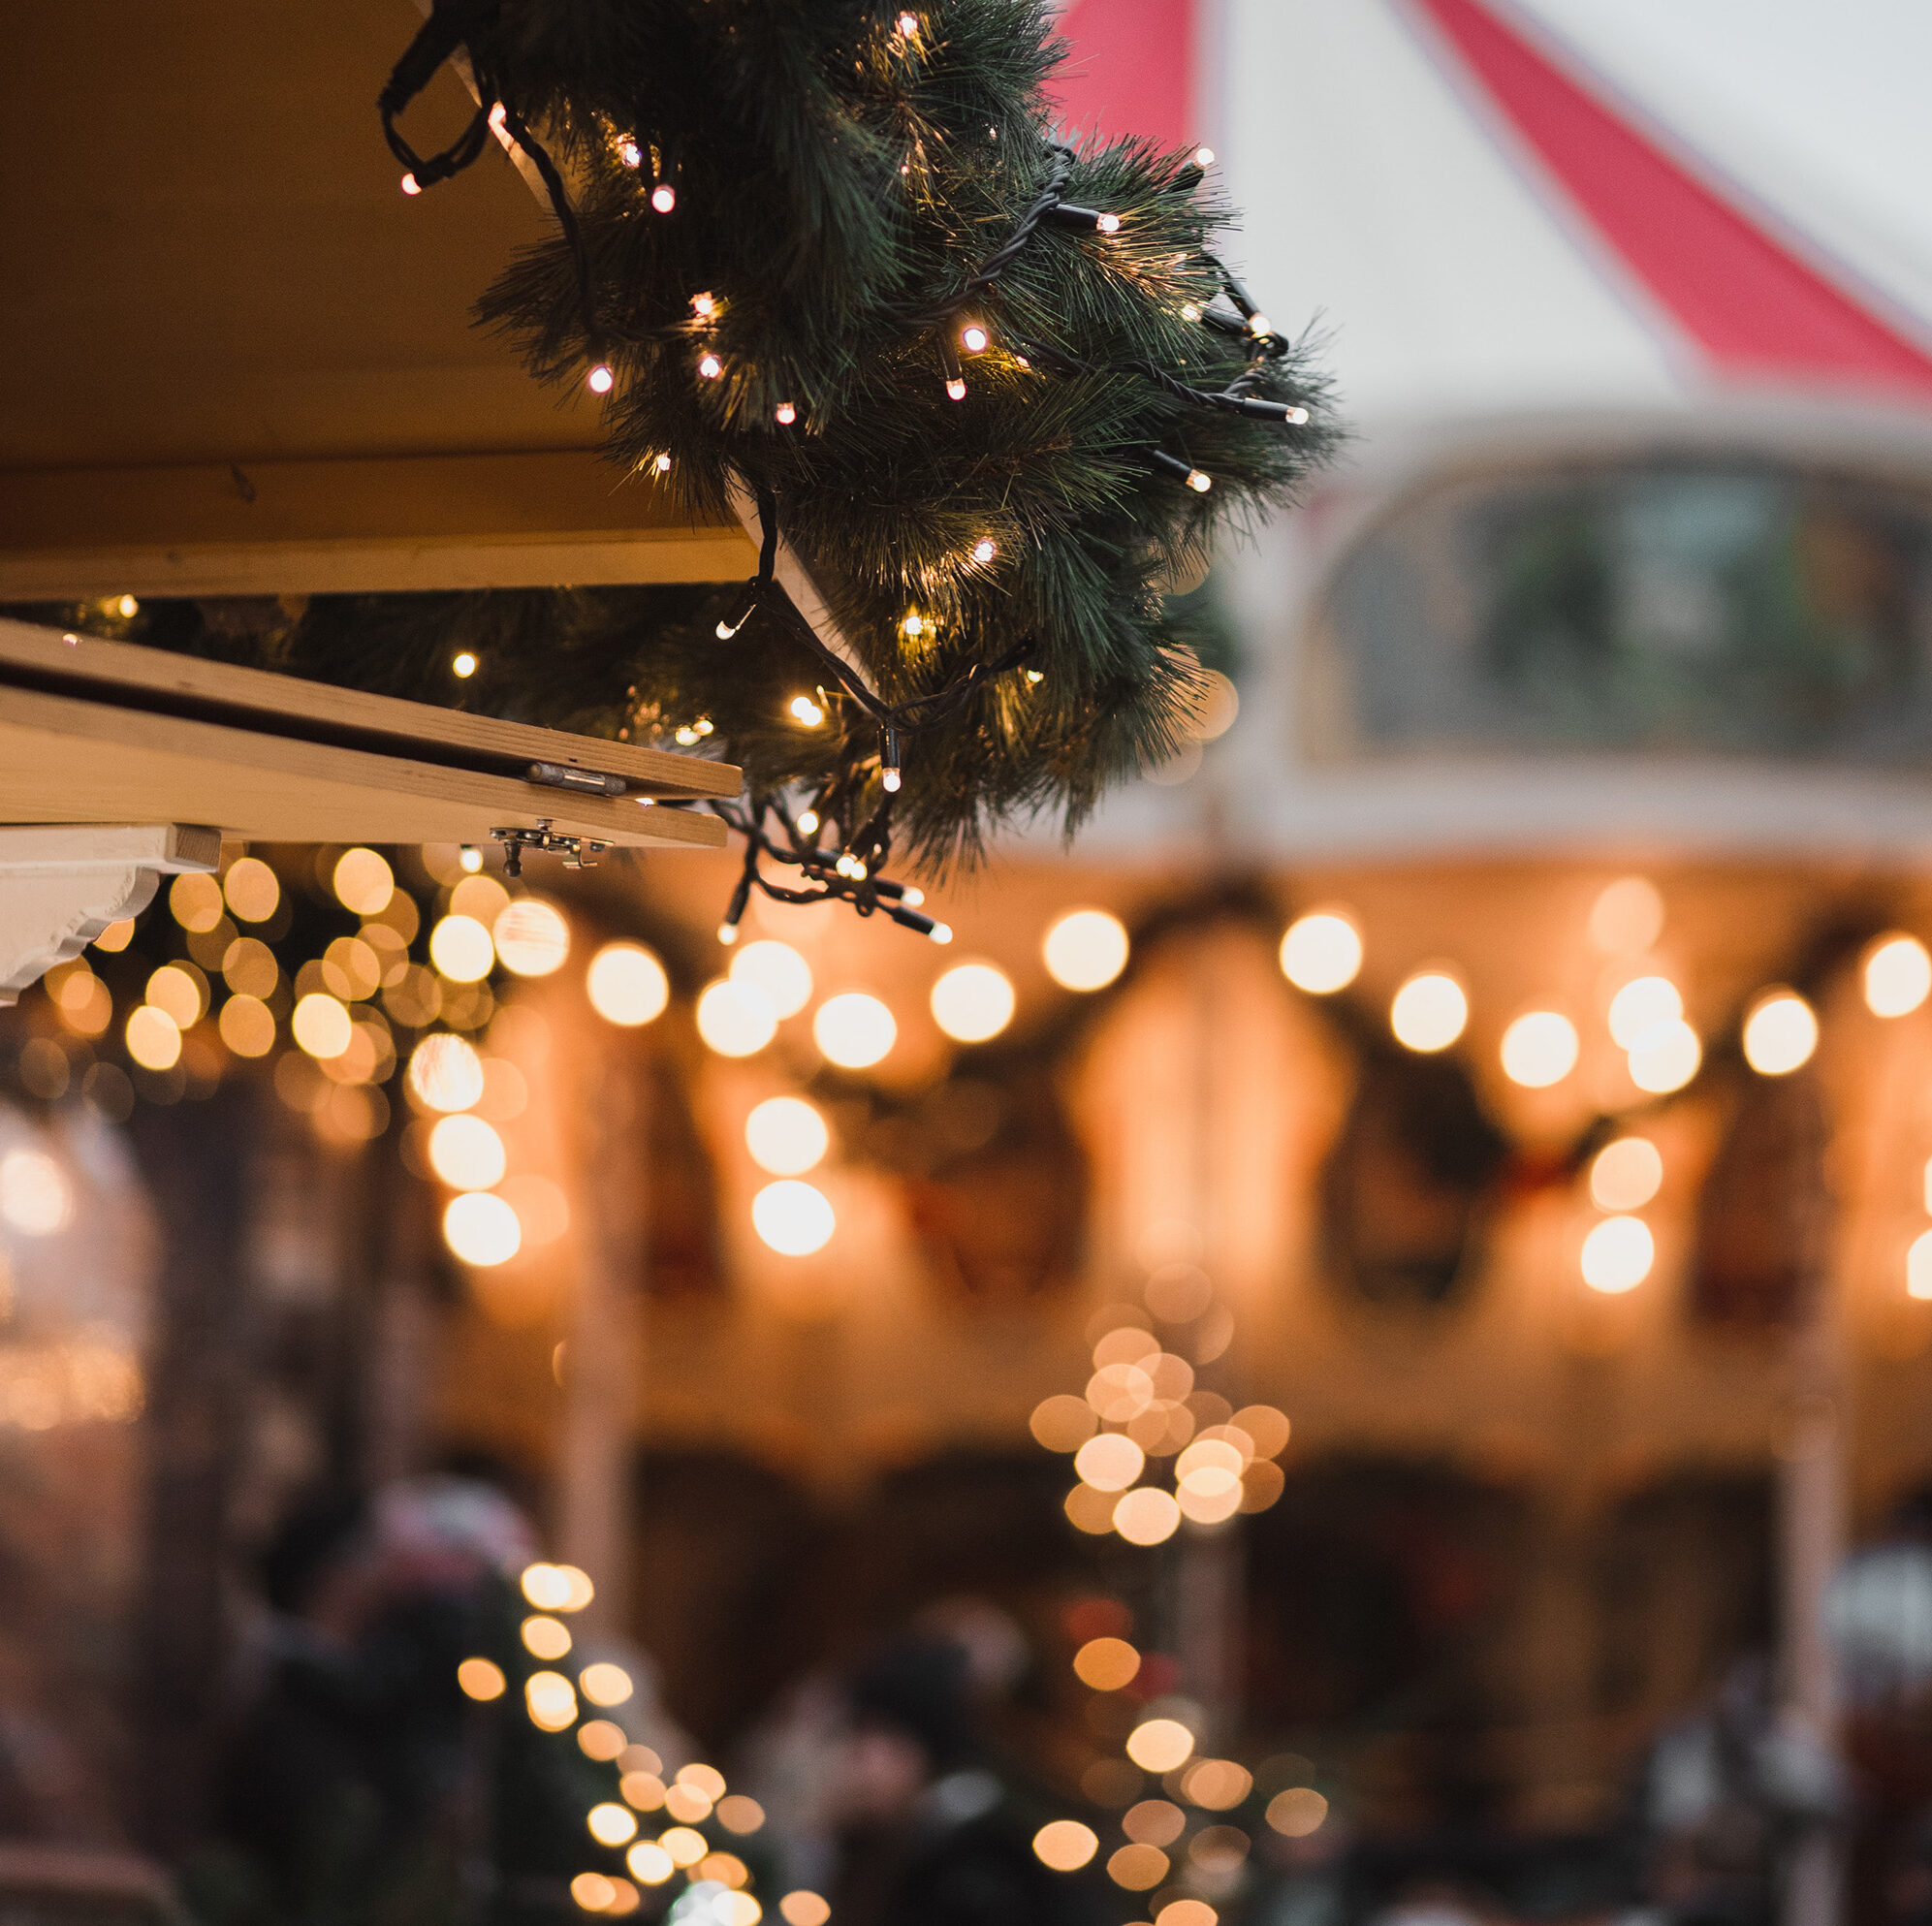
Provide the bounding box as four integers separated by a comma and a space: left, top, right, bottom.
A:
699, 353, 722, 379
1181, 302, 1202, 322
586, 363, 615, 394
1500, 1011, 1579, 1089
776, 401, 797, 425
1390, 971, 1467, 1053
650, 452, 672, 475
897, 10, 918, 32
882, 770, 902, 793
1279, 909, 1362, 994
451, 651, 478, 679
650, 182, 677, 212
1581, 1215, 1653, 1294
971, 537, 997, 563
962, 324, 989, 353
1193, 145, 1216, 166
1095, 212, 1121, 235
946, 377, 966, 400
1865, 934, 1931, 1018
796, 810, 819, 836
1187, 469, 1212, 492
1247, 313, 1272, 336
400, 173, 421, 195
1742, 991, 1818, 1076
790, 695, 824, 726
618, 139, 641, 168
691, 292, 716, 318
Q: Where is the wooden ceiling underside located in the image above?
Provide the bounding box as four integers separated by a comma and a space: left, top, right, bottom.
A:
0, 3, 752, 599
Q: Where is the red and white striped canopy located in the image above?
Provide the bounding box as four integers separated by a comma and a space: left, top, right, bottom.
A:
1051, 0, 1932, 431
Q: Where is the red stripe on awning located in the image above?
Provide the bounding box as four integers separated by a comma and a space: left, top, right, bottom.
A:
1410, 0, 1932, 398
1048, 0, 1195, 154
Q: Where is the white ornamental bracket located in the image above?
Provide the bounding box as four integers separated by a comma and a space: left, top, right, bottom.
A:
0, 823, 221, 1006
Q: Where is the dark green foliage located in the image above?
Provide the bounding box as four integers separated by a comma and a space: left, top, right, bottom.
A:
426, 0, 1339, 865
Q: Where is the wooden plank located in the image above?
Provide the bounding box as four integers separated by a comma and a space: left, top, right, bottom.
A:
0, 685, 726, 851
0, 619, 741, 800
0, 455, 754, 599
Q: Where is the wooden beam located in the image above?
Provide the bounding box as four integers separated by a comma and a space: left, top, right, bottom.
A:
0, 453, 753, 599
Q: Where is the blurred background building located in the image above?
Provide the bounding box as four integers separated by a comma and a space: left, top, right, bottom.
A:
8, 2, 1932, 1922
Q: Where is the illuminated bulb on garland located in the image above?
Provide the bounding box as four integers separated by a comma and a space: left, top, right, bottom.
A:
946, 377, 966, 401
650, 182, 677, 213
929, 923, 953, 944
452, 651, 478, 679
586, 363, 614, 394
971, 537, 997, 564
797, 810, 819, 836
902, 613, 925, 638
897, 11, 918, 33
651, 452, 672, 475
400, 173, 421, 195
717, 921, 740, 946
882, 770, 902, 793
962, 324, 989, 353
790, 696, 824, 726
1248, 313, 1273, 337
776, 401, 797, 425
618, 139, 641, 168
691, 292, 716, 319
1095, 212, 1122, 235
1194, 145, 1216, 166
459, 845, 484, 873
1188, 469, 1212, 492
698, 354, 722, 379
1181, 302, 1202, 322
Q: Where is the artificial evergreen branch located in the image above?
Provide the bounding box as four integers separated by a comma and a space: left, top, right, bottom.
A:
375, 0, 1340, 894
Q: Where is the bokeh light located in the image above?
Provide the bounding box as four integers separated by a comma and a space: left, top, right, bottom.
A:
523, 1563, 596, 1611
1627, 1019, 1701, 1094
1266, 1788, 1329, 1837
1029, 1395, 1098, 1452
744, 1096, 830, 1176
428, 1114, 507, 1190
658, 1828, 708, 1868
333, 847, 395, 916
716, 1796, 765, 1835
1607, 975, 1682, 1049
1590, 1137, 1663, 1212
524, 1670, 578, 1731
812, 993, 896, 1068
457, 1658, 506, 1700
0, 1150, 72, 1236
730, 940, 813, 1018
410, 1033, 485, 1112
1032, 1821, 1098, 1872
580, 1721, 627, 1762
1124, 1801, 1187, 1847
444, 1191, 523, 1267
1072, 1636, 1141, 1691
931, 962, 1016, 1043
292, 993, 353, 1059
494, 900, 571, 977
1865, 934, 1932, 1018
572, 1874, 616, 1912
778, 1896, 830, 1926
223, 857, 280, 924
1742, 990, 1819, 1076
752, 1180, 836, 1255
1390, 971, 1468, 1052
1114, 1487, 1181, 1546
125, 1004, 182, 1071
1108, 1845, 1169, 1890
430, 914, 495, 983
1588, 876, 1664, 955
1500, 1011, 1578, 1088
1125, 1718, 1195, 1773
217, 994, 275, 1058
627, 1844, 675, 1885
589, 1803, 639, 1847
582, 1662, 634, 1707
1278, 910, 1363, 994
169, 871, 224, 932
143, 964, 204, 1028
697, 979, 778, 1057
1043, 909, 1129, 992
587, 943, 670, 1026
523, 1614, 572, 1659
1074, 1433, 1146, 1493
1909, 1231, 1932, 1301
1581, 1215, 1654, 1294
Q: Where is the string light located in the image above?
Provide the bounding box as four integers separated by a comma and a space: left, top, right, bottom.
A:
698, 353, 722, 379
962, 324, 990, 353
400, 173, 421, 195
796, 810, 819, 836
1741, 990, 1818, 1075
650, 182, 677, 212
775, 401, 797, 425
896, 10, 918, 32
1193, 145, 1216, 166
452, 651, 477, 678
971, 537, 997, 563
790, 695, 824, 726
691, 291, 716, 318
586, 363, 615, 394
651, 452, 672, 474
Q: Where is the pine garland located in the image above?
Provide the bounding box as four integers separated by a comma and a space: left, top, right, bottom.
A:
378, 0, 1339, 885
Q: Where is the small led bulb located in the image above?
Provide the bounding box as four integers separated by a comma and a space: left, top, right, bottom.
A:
897, 11, 918, 33
902, 613, 925, 638
1187, 469, 1212, 492
797, 810, 820, 836
776, 402, 797, 425
882, 770, 902, 793
717, 921, 740, 946
459, 845, 484, 873
400, 173, 422, 196
651, 452, 673, 475
691, 292, 716, 319
452, 651, 478, 679
1095, 212, 1122, 235
586, 363, 615, 394
945, 377, 967, 401
930, 923, 953, 944
650, 183, 677, 213
699, 354, 723, 379
1283, 405, 1311, 426
1181, 302, 1202, 322
961, 325, 989, 353
971, 538, 997, 564
1025, 668, 1044, 684
901, 887, 925, 907
1193, 145, 1216, 167
1248, 313, 1273, 336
